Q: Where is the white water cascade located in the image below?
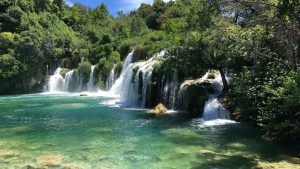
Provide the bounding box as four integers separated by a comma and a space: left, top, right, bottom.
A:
202, 96, 230, 121
106, 64, 116, 91
87, 65, 96, 92
48, 68, 65, 92
110, 51, 162, 107
46, 65, 97, 93
64, 70, 74, 92
201, 72, 235, 125
162, 70, 179, 110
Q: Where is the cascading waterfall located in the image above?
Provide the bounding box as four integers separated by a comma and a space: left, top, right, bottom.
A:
64, 70, 74, 92
164, 70, 179, 109
46, 65, 97, 93
48, 68, 65, 92
202, 97, 230, 121
87, 65, 96, 92
109, 51, 134, 95
110, 51, 161, 107
106, 64, 116, 91
201, 72, 233, 124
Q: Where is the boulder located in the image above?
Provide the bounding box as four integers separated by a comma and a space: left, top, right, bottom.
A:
178, 79, 210, 117
148, 103, 167, 116
80, 92, 88, 96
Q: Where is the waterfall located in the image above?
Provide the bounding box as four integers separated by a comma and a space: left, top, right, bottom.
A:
87, 65, 96, 92
48, 67, 65, 92
106, 64, 116, 91
46, 65, 97, 93
109, 51, 134, 95
110, 51, 161, 107
169, 70, 178, 109
201, 71, 234, 124
202, 96, 230, 121
64, 70, 74, 92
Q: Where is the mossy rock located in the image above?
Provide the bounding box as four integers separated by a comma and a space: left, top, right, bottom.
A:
178, 79, 210, 117
60, 68, 70, 78
207, 70, 218, 79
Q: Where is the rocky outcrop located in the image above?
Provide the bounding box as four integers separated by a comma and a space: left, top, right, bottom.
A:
178, 79, 211, 117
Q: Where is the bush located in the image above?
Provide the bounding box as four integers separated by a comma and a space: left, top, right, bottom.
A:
60, 68, 70, 78
94, 58, 114, 89
114, 61, 123, 77
61, 58, 73, 69
78, 61, 91, 85
133, 45, 148, 62
234, 63, 300, 143
0, 54, 22, 79
257, 71, 300, 143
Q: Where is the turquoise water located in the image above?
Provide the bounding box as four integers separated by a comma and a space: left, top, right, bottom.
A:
0, 94, 299, 169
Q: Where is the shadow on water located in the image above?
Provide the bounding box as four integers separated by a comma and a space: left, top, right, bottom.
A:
160, 119, 300, 169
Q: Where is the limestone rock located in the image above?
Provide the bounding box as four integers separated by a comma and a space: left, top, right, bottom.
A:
178, 79, 210, 117
148, 103, 167, 116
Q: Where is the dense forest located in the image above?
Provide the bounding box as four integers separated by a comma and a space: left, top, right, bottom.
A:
0, 0, 299, 143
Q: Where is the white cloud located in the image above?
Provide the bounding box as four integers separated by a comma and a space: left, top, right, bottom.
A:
65, 0, 74, 7
120, 0, 171, 12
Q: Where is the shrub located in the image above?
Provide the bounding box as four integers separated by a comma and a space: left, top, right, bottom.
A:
114, 61, 123, 77
78, 61, 91, 84
133, 45, 148, 62
61, 58, 73, 69
60, 68, 70, 78
234, 63, 300, 143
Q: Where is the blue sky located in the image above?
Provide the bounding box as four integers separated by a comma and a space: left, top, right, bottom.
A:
65, 0, 154, 16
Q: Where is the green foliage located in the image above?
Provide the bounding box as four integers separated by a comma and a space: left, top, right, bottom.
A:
162, 31, 206, 79
60, 68, 70, 78
234, 63, 300, 142
0, 54, 22, 79
0, 32, 19, 54
78, 61, 91, 75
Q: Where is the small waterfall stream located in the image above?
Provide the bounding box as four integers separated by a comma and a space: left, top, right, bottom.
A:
64, 70, 74, 92
87, 65, 96, 92
48, 68, 65, 92
201, 72, 234, 125
106, 65, 116, 91
202, 96, 230, 121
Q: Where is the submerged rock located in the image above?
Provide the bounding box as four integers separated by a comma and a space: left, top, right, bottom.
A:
178, 79, 210, 117
37, 154, 63, 167
148, 103, 167, 116
0, 149, 19, 158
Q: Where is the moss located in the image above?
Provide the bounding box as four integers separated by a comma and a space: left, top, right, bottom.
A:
78, 61, 91, 85
153, 62, 163, 74
61, 58, 73, 69
114, 62, 123, 77
132, 45, 149, 62
60, 68, 70, 78
207, 70, 218, 79
132, 66, 140, 76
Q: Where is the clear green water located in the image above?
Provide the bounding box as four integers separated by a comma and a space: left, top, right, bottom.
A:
0, 94, 299, 169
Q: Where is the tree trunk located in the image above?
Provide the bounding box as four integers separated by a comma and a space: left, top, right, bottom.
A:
219, 69, 229, 92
